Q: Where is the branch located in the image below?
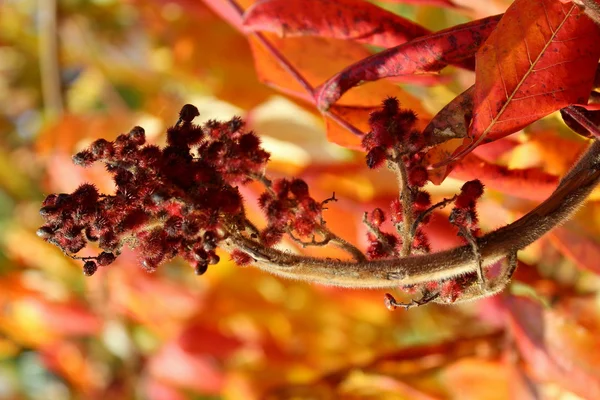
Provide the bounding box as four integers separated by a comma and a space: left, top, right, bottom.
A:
222, 139, 600, 288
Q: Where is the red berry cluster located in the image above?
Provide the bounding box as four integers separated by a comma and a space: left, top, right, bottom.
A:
258, 178, 323, 246
392, 180, 485, 307
365, 208, 398, 259
362, 98, 433, 259
362, 97, 425, 168
37, 105, 270, 276
450, 180, 485, 238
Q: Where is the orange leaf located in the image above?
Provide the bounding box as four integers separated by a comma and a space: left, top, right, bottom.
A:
243, 0, 431, 48
461, 0, 600, 157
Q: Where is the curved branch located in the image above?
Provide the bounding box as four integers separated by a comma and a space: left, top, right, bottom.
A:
223, 139, 600, 288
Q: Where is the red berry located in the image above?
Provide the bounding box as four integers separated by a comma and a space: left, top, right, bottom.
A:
366, 146, 387, 169
97, 252, 116, 266
408, 166, 429, 187
73, 150, 95, 167
179, 104, 200, 124
261, 227, 284, 247
128, 126, 146, 146
454, 194, 474, 210
238, 133, 261, 154
460, 180, 484, 200
231, 250, 252, 266
194, 261, 209, 275
382, 97, 400, 115
290, 179, 309, 199
83, 261, 98, 276
390, 199, 403, 223
413, 190, 431, 213
370, 208, 385, 226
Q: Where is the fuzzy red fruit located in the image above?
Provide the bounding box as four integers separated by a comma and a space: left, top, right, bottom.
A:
273, 179, 290, 198
412, 190, 431, 213
261, 227, 284, 247
390, 198, 403, 223
454, 194, 474, 210
293, 217, 316, 237
366, 146, 387, 169
83, 261, 98, 276
128, 126, 146, 146
231, 250, 253, 266
179, 104, 200, 124
408, 166, 429, 187
290, 179, 309, 199
72, 150, 95, 167
382, 97, 400, 115
370, 208, 385, 226
238, 133, 261, 154
367, 242, 387, 259
97, 252, 116, 266
460, 180, 484, 200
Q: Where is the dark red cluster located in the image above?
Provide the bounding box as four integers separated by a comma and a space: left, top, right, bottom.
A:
450, 179, 485, 238
258, 178, 323, 246
363, 98, 434, 259
361, 97, 425, 168
38, 105, 270, 276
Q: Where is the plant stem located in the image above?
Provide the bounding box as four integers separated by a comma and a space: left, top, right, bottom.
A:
392, 155, 415, 256
222, 139, 600, 288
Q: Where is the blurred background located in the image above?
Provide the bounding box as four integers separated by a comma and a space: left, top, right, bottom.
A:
2, 0, 600, 399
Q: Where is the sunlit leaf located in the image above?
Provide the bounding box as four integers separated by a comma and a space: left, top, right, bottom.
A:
243, 0, 431, 48
459, 0, 600, 158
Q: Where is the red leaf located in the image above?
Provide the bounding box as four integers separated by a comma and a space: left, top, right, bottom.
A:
315, 15, 501, 110
243, 0, 431, 48
460, 0, 600, 158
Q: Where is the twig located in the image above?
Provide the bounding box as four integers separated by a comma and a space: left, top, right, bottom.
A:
363, 211, 399, 257
411, 195, 457, 236
317, 226, 367, 262
385, 291, 440, 310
